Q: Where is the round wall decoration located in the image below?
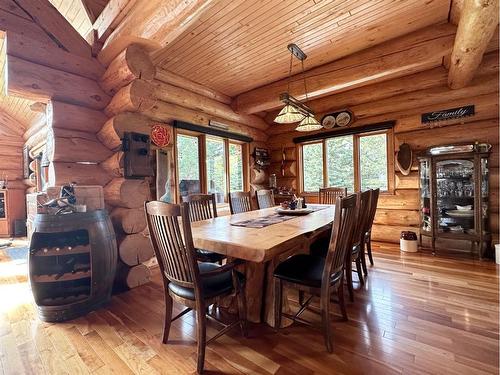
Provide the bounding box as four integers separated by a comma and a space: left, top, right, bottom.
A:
151, 124, 171, 148
336, 111, 352, 127
322, 115, 336, 129
396, 143, 413, 176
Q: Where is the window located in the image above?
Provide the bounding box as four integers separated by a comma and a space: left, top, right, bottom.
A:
177, 134, 201, 198
302, 142, 323, 193
176, 132, 248, 203
300, 130, 391, 193
229, 143, 244, 192
206, 137, 226, 203
360, 133, 388, 191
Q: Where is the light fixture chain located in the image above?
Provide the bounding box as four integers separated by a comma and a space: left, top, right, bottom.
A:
287, 52, 293, 94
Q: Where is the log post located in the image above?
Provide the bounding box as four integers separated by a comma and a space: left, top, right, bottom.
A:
103, 178, 151, 208
104, 79, 155, 116
110, 207, 147, 234
47, 100, 108, 133
48, 162, 112, 187
100, 44, 155, 95
97, 112, 152, 150
448, 0, 499, 89
117, 232, 154, 266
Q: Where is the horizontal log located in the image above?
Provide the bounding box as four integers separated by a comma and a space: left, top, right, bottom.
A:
377, 190, 419, 211
100, 152, 124, 177
0, 169, 23, 180
46, 128, 113, 163
97, 112, 153, 150
0, 155, 22, 170
93, 0, 137, 42
374, 208, 420, 227
395, 119, 499, 151
142, 99, 268, 142
47, 162, 112, 187
0, 144, 22, 156
104, 79, 155, 116
6, 55, 111, 110
100, 44, 155, 95
118, 232, 154, 266
115, 262, 151, 289
0, 9, 55, 46
6, 31, 105, 81
395, 172, 419, 190
47, 100, 107, 133
110, 207, 147, 234
13, 0, 92, 58
153, 80, 268, 131
448, 0, 499, 89
23, 117, 46, 141
233, 23, 457, 114
103, 178, 150, 208
29, 102, 46, 113
155, 67, 231, 104
371, 224, 419, 244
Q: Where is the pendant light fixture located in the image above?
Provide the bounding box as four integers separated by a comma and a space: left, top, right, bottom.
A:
274, 44, 322, 132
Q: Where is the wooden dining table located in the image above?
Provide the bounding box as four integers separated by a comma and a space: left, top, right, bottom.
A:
190, 204, 335, 326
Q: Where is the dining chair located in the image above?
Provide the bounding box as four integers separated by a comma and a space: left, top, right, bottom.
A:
363, 188, 380, 273
183, 194, 226, 264
255, 189, 275, 209
319, 187, 348, 204
145, 201, 247, 374
344, 189, 372, 301
273, 193, 360, 353
228, 191, 252, 214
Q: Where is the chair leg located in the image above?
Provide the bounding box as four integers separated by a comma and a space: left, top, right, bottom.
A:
274, 278, 283, 332
367, 237, 374, 266
355, 258, 364, 286
236, 279, 248, 338
360, 242, 368, 276
337, 280, 348, 321
298, 290, 305, 306
320, 291, 333, 353
345, 259, 354, 302
195, 302, 207, 374
162, 288, 173, 344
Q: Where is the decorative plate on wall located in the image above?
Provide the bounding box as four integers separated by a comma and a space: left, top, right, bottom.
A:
336, 111, 352, 127
322, 115, 336, 129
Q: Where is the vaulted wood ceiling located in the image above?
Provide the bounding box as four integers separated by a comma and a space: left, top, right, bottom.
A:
152, 0, 452, 97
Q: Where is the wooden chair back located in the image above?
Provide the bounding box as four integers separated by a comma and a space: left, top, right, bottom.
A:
182, 193, 217, 222
229, 191, 252, 214
319, 187, 348, 204
144, 201, 200, 290
366, 188, 380, 233
322, 194, 360, 286
353, 190, 372, 247
255, 189, 275, 209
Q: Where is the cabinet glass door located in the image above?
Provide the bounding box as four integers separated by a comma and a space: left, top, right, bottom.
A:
481, 157, 489, 231
419, 159, 431, 232
0, 192, 5, 219
436, 159, 475, 235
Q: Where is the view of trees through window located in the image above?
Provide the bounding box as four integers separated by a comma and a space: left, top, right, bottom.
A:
176, 133, 246, 203
206, 137, 226, 203
229, 143, 244, 191
360, 133, 388, 190
301, 131, 389, 193
177, 134, 200, 197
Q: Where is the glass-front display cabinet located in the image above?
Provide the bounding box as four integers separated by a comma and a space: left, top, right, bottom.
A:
418, 144, 491, 258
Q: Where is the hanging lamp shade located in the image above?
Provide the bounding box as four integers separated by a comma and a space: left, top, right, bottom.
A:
273, 104, 305, 124
295, 115, 322, 132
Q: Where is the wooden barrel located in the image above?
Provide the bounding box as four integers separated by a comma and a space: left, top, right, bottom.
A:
29, 210, 117, 322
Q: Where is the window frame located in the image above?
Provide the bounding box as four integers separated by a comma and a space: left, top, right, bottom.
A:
298, 129, 394, 195
174, 128, 249, 203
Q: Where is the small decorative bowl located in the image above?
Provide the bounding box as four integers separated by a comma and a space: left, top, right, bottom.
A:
280, 202, 289, 209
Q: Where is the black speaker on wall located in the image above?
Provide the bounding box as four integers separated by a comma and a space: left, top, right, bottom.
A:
122, 132, 154, 179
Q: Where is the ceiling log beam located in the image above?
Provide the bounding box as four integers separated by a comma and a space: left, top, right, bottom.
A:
232, 23, 457, 115
97, 0, 213, 66
447, 0, 499, 89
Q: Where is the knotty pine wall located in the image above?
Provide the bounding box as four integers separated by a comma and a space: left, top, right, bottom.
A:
267, 65, 499, 247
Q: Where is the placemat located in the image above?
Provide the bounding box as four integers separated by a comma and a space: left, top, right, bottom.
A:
231, 205, 329, 228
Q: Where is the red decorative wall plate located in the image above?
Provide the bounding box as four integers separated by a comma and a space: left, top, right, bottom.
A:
151, 124, 171, 147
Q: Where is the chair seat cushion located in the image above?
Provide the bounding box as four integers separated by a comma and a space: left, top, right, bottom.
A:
168, 262, 244, 300
195, 249, 227, 263
273, 254, 343, 287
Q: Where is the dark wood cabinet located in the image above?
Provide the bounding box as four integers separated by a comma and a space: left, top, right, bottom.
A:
418, 147, 491, 258
0, 189, 26, 237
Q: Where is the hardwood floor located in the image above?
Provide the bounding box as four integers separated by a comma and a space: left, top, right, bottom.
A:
0, 242, 498, 374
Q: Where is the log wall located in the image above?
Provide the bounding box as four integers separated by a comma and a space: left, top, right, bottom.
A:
267, 55, 499, 247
